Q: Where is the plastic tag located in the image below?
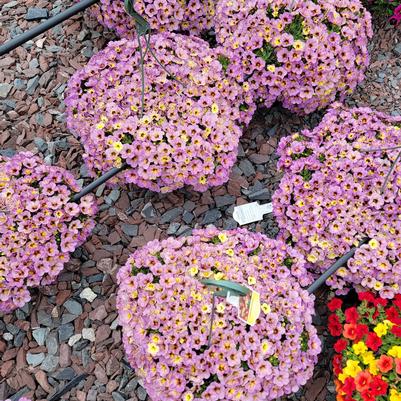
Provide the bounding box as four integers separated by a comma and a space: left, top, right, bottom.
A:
233, 202, 273, 225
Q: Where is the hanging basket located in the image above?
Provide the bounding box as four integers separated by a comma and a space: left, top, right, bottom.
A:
117, 227, 320, 401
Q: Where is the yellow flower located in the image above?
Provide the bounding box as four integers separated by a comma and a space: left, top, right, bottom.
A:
390, 389, 401, 401
388, 345, 401, 358
261, 303, 271, 314
96, 122, 105, 130
368, 359, 378, 375
261, 340, 270, 354
226, 249, 234, 257
267, 65, 276, 72
188, 266, 198, 276
216, 302, 225, 313
361, 351, 375, 365
343, 360, 362, 378
293, 40, 304, 50
352, 341, 367, 356
147, 343, 159, 356
338, 372, 348, 383
112, 141, 123, 152
218, 233, 228, 243
248, 276, 256, 285
368, 239, 379, 249
198, 176, 207, 184
183, 392, 194, 401
384, 319, 395, 328
374, 322, 388, 337
211, 103, 219, 114
307, 254, 317, 263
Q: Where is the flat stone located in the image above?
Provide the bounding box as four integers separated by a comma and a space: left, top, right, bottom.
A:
40, 355, 59, 372
37, 310, 53, 327
35, 370, 52, 393
167, 222, 180, 235
182, 211, 194, 224
68, 334, 82, 347
27, 76, 40, 95
26, 7, 49, 20
26, 352, 45, 367
80, 287, 97, 302
112, 392, 126, 401
82, 328, 95, 342
0, 84, 12, 99
202, 209, 222, 225
57, 367, 76, 381
137, 386, 147, 401
63, 299, 83, 315
89, 305, 108, 321
215, 195, 235, 208
247, 188, 271, 201
141, 202, 157, 221
239, 159, 255, 177
160, 207, 182, 224
58, 323, 74, 342
46, 332, 59, 355
32, 328, 49, 346
394, 43, 401, 57
121, 224, 138, 237
61, 314, 77, 324
183, 200, 196, 211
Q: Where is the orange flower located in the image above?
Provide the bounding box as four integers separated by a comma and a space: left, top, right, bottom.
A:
355, 371, 371, 392
395, 358, 401, 375
343, 324, 357, 340
377, 355, 393, 373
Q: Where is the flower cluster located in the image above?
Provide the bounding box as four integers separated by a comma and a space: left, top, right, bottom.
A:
117, 227, 320, 401
329, 292, 401, 401
214, 0, 372, 114
66, 33, 252, 193
0, 152, 96, 314
273, 103, 401, 296
5, 398, 32, 401
90, 0, 215, 39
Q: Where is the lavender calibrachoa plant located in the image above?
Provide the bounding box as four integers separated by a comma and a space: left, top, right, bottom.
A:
5, 398, 32, 401
0, 152, 96, 314
214, 0, 372, 115
117, 227, 320, 401
66, 33, 253, 193
273, 103, 401, 297
90, 0, 215, 39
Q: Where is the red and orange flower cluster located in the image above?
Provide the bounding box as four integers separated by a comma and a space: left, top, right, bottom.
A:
329, 292, 401, 401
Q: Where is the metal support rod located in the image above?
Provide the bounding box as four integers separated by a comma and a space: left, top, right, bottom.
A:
72, 163, 127, 202
0, 0, 99, 57
307, 238, 369, 294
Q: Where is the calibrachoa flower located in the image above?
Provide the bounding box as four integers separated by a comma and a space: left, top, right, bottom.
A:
0, 152, 96, 314
90, 0, 215, 39
5, 398, 32, 401
66, 33, 252, 193
330, 292, 401, 401
215, 0, 372, 114
273, 103, 401, 296
117, 227, 320, 400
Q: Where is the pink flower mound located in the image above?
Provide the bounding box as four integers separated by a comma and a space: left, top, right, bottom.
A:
89, 0, 214, 39
0, 152, 97, 314
66, 33, 251, 193
5, 398, 32, 401
117, 227, 320, 401
273, 103, 401, 297
215, 0, 372, 115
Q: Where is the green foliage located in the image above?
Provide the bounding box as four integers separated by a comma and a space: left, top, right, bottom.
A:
291, 148, 313, 160
268, 355, 279, 366
194, 374, 220, 397
283, 257, 293, 268
249, 246, 262, 256
364, 0, 397, 17
239, 103, 249, 111
254, 42, 279, 66
285, 15, 306, 41
299, 168, 313, 182
300, 330, 309, 352
217, 55, 230, 72
131, 264, 150, 276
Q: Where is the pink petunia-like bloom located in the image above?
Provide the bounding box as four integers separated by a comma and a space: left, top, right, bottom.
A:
214, 0, 372, 115
89, 0, 215, 39
0, 152, 96, 314
273, 102, 401, 297
117, 227, 320, 400
66, 33, 253, 193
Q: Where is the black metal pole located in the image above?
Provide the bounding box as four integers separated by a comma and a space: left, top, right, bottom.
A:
0, 0, 99, 57
307, 238, 369, 294
72, 163, 127, 202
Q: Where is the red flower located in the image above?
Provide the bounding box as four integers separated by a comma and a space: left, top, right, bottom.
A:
333, 354, 343, 375
334, 338, 348, 353
343, 324, 357, 340
374, 297, 388, 308
394, 294, 401, 310
361, 391, 375, 401
328, 298, 343, 312
342, 377, 356, 396
392, 325, 401, 338
355, 324, 369, 342
377, 355, 393, 373
358, 292, 375, 303
386, 306, 401, 325
355, 371, 371, 392
395, 358, 401, 375
365, 332, 382, 352
345, 307, 359, 324
370, 376, 388, 396
328, 314, 343, 336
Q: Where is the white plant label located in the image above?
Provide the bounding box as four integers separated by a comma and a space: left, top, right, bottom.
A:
233, 202, 273, 225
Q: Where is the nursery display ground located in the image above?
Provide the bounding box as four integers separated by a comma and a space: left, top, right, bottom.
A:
0, 1, 400, 400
